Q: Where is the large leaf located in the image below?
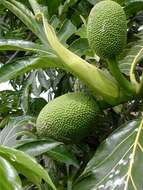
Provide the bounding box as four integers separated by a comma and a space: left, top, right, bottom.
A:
73, 119, 143, 190
124, 0, 143, 17
0, 39, 52, 54
58, 20, 76, 45
46, 144, 79, 168
0, 116, 34, 147
0, 90, 21, 117
16, 139, 62, 157
0, 55, 64, 83
46, 0, 62, 16
0, 146, 57, 190
0, 0, 37, 35
0, 0, 48, 44
16, 140, 79, 168
69, 38, 90, 56
0, 156, 22, 190
119, 39, 143, 76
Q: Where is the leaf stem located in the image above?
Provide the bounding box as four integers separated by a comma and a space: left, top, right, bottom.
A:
107, 58, 136, 95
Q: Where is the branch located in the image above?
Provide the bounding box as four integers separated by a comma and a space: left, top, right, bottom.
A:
41, 14, 129, 105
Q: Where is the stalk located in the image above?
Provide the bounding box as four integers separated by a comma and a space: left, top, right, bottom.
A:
107, 58, 136, 95
41, 14, 131, 105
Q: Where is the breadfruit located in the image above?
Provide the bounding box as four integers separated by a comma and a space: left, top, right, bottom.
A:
36, 92, 100, 141
87, 0, 127, 59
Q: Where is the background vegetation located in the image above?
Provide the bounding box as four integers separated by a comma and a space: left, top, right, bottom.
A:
0, 0, 143, 189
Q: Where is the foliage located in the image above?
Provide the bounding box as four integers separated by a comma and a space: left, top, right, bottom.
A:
0, 0, 143, 189
74, 119, 143, 189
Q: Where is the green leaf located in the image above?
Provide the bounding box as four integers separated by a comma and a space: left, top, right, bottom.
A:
37, 70, 51, 89
20, 77, 32, 114
124, 0, 143, 17
0, 0, 48, 43
0, 56, 64, 83
0, 156, 22, 190
46, 144, 79, 168
16, 139, 62, 157
0, 0, 37, 35
69, 38, 89, 56
58, 20, 76, 45
86, 0, 97, 5
32, 71, 42, 97
75, 24, 87, 39
0, 90, 20, 117
0, 116, 33, 147
47, 0, 62, 17
16, 139, 79, 168
28, 0, 42, 16
29, 97, 47, 116
0, 145, 57, 190
0, 39, 52, 54
119, 39, 143, 75
73, 119, 143, 190
59, 0, 78, 15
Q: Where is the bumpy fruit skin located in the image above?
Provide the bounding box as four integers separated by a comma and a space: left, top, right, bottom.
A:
87, 0, 127, 59
36, 93, 100, 141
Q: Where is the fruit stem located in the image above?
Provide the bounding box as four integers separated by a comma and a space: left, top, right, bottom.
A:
97, 94, 133, 109
107, 58, 136, 95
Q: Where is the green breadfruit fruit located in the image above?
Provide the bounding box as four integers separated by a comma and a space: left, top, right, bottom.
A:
87, 0, 127, 59
36, 92, 100, 141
